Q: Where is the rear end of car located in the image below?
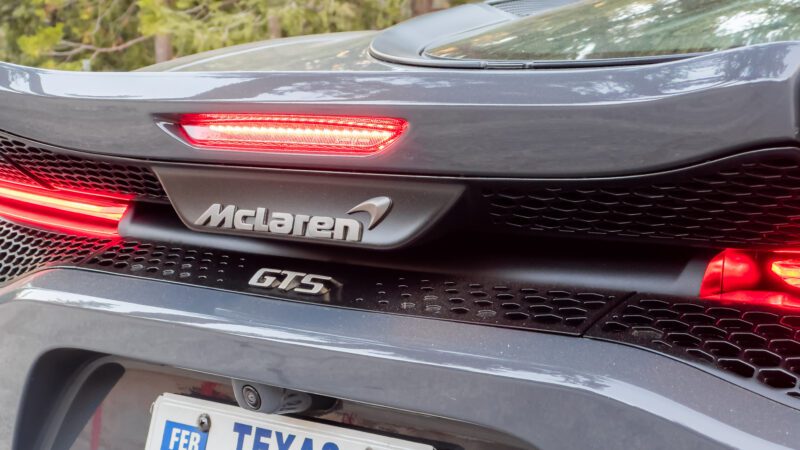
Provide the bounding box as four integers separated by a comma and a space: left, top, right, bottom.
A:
2, 1, 800, 449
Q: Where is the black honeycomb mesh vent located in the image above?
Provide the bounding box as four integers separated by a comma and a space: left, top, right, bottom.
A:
479, 151, 800, 247
0, 156, 36, 186
345, 278, 619, 334
85, 241, 239, 286
82, 240, 624, 335
0, 219, 113, 284
0, 132, 167, 200
489, 0, 578, 17
589, 295, 800, 404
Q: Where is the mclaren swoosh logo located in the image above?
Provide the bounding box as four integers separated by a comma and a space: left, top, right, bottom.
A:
347, 196, 393, 230
193, 196, 393, 242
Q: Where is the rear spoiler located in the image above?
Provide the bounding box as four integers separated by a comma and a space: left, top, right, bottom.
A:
1, 44, 799, 178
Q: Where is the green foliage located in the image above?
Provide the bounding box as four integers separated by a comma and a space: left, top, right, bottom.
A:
17, 23, 63, 58
0, 0, 413, 71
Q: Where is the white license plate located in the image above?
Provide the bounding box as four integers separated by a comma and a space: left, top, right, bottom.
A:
145, 393, 435, 450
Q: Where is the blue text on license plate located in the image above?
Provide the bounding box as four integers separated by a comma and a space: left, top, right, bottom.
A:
146, 393, 434, 450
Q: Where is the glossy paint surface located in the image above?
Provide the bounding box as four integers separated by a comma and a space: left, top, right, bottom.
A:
0, 41, 798, 177
139, 31, 393, 72
0, 269, 798, 449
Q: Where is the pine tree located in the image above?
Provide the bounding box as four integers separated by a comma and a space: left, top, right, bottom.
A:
0, 0, 418, 71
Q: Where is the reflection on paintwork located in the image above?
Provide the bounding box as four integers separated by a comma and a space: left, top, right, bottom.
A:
138, 31, 397, 72
428, 0, 800, 62
0, 42, 798, 178
0, 43, 795, 103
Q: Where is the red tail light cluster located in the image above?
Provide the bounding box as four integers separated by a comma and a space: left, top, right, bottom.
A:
178, 113, 407, 155
701, 249, 800, 309
0, 181, 129, 236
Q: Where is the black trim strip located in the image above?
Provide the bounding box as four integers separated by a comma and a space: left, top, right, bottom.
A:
81, 239, 629, 336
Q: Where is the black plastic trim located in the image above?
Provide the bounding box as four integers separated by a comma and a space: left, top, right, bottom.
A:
81, 238, 630, 336
588, 294, 800, 410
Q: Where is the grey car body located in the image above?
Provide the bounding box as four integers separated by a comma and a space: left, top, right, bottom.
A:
0, 1, 799, 449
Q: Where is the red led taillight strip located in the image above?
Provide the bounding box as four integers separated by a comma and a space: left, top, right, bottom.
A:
0, 181, 129, 236
178, 114, 408, 155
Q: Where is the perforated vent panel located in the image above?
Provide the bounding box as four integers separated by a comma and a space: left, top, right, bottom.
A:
86, 241, 240, 287
480, 151, 800, 247
590, 295, 800, 404
0, 132, 167, 200
353, 279, 618, 333
489, 0, 578, 17
82, 240, 623, 335
0, 219, 113, 284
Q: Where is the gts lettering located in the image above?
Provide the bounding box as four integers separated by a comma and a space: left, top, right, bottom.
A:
248, 268, 333, 295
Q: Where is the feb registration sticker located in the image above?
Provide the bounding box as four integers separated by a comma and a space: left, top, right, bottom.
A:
161, 420, 208, 450
145, 393, 434, 450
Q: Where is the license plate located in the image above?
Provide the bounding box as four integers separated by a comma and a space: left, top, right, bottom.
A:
145, 393, 435, 450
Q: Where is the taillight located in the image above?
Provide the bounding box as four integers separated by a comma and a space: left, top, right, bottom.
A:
178, 113, 407, 155
770, 259, 800, 288
700, 249, 800, 309
0, 181, 128, 236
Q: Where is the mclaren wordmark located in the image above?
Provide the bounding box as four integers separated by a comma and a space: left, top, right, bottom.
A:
194, 196, 392, 242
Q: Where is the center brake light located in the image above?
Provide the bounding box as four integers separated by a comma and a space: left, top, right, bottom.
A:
0, 181, 129, 236
177, 114, 408, 155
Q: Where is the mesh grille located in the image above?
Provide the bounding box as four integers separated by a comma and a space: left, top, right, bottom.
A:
83, 240, 622, 335
489, 0, 577, 17
354, 278, 617, 333
86, 241, 237, 286
0, 156, 36, 186
590, 295, 800, 403
0, 219, 113, 284
480, 153, 800, 247
0, 132, 167, 200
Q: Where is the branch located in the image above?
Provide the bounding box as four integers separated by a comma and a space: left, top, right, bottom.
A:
116, 0, 139, 27
46, 35, 154, 58
90, 34, 154, 54
93, 0, 120, 36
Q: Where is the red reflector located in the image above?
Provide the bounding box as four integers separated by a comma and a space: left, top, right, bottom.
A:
178, 114, 407, 155
0, 182, 128, 236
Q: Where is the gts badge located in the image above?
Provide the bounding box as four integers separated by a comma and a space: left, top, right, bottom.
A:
194, 196, 392, 243
248, 268, 334, 295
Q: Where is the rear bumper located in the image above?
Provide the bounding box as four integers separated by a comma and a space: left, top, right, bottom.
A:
0, 269, 797, 450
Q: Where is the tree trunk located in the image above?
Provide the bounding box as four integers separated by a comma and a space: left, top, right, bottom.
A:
154, 33, 173, 63
268, 16, 282, 39
412, 0, 434, 16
